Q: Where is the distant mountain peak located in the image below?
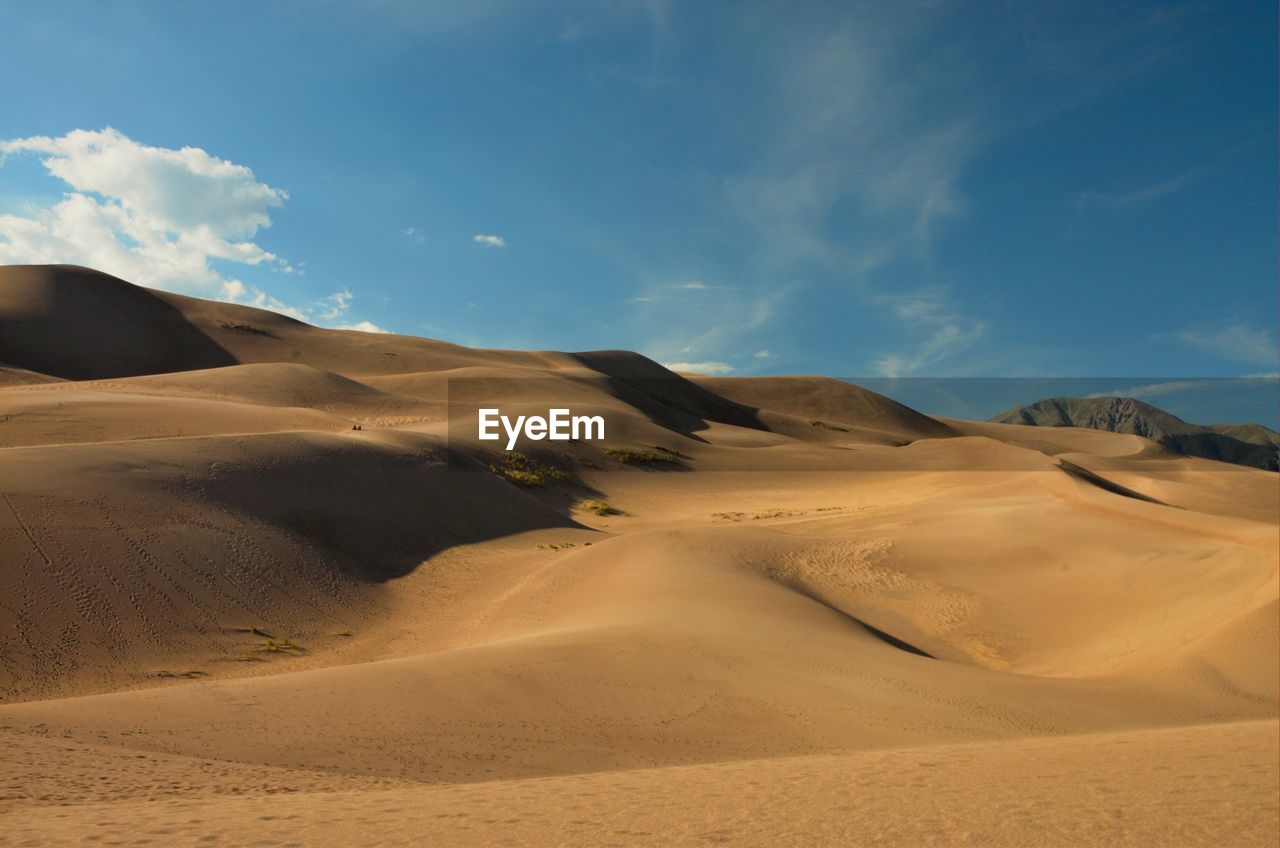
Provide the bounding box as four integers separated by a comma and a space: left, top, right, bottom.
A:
991, 396, 1278, 471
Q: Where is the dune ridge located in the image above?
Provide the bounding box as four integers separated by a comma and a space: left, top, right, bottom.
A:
0, 265, 1275, 846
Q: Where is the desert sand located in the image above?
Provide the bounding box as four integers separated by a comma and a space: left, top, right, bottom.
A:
1, 265, 1276, 846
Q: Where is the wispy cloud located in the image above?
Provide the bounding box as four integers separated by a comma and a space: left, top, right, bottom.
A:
753, 349, 774, 360
1164, 322, 1276, 366
316, 288, 353, 321
627, 280, 728, 304
1087, 375, 1278, 403
473, 233, 506, 247
1075, 164, 1211, 211
662, 360, 735, 375
1086, 380, 1203, 400
647, 285, 789, 367
717, 8, 983, 280
404, 226, 425, 243
872, 289, 988, 378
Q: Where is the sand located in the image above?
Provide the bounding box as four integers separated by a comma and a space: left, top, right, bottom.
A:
1, 265, 1276, 846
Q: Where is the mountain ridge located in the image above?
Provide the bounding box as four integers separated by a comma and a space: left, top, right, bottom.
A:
991, 396, 1278, 470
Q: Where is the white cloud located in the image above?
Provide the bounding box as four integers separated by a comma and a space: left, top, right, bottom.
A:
404, 226, 425, 243
317, 288, 353, 321
308, 287, 389, 332
473, 233, 506, 247
1168, 323, 1276, 366
675, 280, 715, 290
0, 127, 294, 305
662, 360, 736, 375
753, 349, 774, 359
1, 128, 286, 239
336, 320, 388, 334
0, 128, 387, 332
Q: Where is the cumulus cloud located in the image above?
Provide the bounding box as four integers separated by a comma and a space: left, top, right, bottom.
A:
473, 233, 506, 247
0, 127, 388, 331
336, 320, 388, 334
662, 360, 735, 375
0, 127, 292, 302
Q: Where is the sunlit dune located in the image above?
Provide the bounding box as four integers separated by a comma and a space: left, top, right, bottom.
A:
1, 265, 1276, 846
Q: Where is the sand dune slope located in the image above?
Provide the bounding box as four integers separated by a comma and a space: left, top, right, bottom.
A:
3, 720, 1273, 847
0, 430, 577, 699
0, 264, 1275, 845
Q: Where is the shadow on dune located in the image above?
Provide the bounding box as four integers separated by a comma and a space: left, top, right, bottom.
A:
856, 619, 935, 658
1057, 459, 1174, 507
174, 439, 596, 583
568, 351, 766, 441
0, 265, 238, 379
754, 570, 936, 660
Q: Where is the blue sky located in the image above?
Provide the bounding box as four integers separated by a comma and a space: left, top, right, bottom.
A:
0, 2, 1275, 405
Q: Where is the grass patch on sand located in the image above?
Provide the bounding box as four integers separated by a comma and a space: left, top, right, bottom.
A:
490, 452, 575, 487
713, 508, 810, 522
604, 445, 688, 467
580, 499, 623, 516
217, 321, 273, 336
808, 419, 850, 432
257, 638, 305, 655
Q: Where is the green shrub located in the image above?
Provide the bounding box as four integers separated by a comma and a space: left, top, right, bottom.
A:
489, 452, 575, 487
217, 321, 272, 335
604, 446, 687, 466
581, 499, 622, 516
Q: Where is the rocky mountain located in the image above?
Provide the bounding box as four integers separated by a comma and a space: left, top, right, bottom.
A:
991, 396, 1278, 471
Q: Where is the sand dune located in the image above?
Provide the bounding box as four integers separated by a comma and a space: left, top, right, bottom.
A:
4, 721, 1273, 847
694, 373, 959, 441
1, 265, 1275, 846
0, 388, 353, 447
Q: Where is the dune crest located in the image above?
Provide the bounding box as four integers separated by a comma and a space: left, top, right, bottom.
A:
1, 265, 1275, 846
